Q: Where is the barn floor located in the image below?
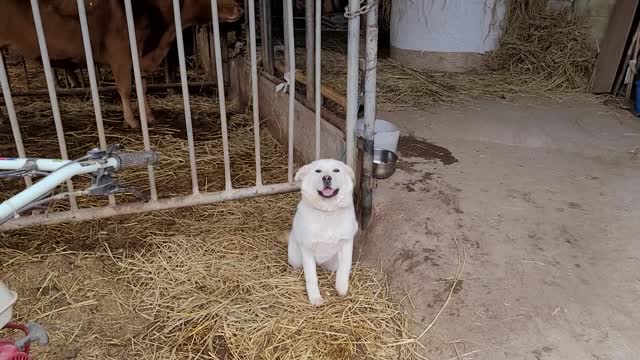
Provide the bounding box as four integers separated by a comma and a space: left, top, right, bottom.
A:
361, 96, 640, 359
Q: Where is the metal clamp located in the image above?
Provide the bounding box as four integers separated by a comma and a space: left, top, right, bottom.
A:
86, 143, 121, 162
85, 144, 149, 201
344, 0, 378, 19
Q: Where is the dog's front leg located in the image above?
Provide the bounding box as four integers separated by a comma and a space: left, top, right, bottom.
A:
302, 250, 323, 306
335, 240, 353, 297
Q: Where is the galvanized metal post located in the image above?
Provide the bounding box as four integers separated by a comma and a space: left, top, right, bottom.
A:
345, 0, 360, 169
361, 0, 379, 228
285, 0, 296, 183
314, 0, 321, 160
259, 0, 274, 74
305, 0, 315, 104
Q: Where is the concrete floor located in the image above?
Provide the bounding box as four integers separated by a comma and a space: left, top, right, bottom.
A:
361, 97, 640, 360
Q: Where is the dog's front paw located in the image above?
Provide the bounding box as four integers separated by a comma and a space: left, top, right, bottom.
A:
309, 295, 324, 306
336, 281, 349, 297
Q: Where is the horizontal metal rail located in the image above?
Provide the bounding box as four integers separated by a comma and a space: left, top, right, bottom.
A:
0, 183, 299, 231
7, 81, 221, 97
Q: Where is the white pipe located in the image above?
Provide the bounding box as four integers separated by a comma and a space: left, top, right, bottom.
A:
171, 0, 200, 195
0, 159, 119, 223
345, 0, 361, 169
247, 0, 263, 187
286, 0, 295, 183
123, 0, 159, 201
0, 54, 32, 189
0, 158, 72, 172
29, 0, 77, 209
314, 0, 321, 160
210, 0, 233, 191
76, 0, 115, 206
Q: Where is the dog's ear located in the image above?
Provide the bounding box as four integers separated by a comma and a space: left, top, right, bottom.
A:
343, 164, 356, 183
294, 164, 311, 182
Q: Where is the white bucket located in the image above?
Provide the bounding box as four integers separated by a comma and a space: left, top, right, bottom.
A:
356, 119, 400, 153
0, 280, 17, 329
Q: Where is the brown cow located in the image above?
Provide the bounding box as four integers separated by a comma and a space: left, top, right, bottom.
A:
0, 0, 242, 128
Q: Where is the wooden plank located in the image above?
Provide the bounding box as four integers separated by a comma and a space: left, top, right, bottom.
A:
591, 0, 639, 94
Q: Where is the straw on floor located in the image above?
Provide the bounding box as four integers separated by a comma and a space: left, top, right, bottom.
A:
0, 94, 417, 359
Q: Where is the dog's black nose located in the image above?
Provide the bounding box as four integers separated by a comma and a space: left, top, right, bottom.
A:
322, 175, 332, 183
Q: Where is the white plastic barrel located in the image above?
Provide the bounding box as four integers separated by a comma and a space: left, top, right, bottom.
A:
357, 119, 400, 153
390, 0, 506, 72
0, 280, 17, 329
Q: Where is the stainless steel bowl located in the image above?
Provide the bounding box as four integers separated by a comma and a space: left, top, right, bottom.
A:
373, 149, 398, 179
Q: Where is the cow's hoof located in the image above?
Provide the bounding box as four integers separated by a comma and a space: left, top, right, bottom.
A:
125, 121, 140, 129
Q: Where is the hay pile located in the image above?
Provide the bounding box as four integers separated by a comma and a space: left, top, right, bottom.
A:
487, 0, 597, 90
0, 94, 417, 359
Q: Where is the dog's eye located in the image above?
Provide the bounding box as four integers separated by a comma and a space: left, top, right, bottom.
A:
333, 169, 340, 173
315, 169, 321, 173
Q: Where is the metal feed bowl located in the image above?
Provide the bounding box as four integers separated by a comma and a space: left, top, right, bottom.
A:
373, 149, 398, 179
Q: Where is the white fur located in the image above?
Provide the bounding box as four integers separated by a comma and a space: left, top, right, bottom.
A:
288, 159, 358, 306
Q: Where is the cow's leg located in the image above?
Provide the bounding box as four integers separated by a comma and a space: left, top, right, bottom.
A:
112, 63, 139, 129
141, 77, 155, 124
139, 28, 177, 76
66, 69, 81, 88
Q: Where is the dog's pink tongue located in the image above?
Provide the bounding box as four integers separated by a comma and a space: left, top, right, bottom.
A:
322, 188, 334, 196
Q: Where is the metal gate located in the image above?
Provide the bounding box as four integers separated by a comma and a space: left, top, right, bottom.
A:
0, 0, 380, 230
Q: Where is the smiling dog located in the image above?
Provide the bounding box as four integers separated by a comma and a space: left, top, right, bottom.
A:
288, 159, 358, 306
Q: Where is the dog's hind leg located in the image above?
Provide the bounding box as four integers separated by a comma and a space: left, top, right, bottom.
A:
288, 236, 303, 270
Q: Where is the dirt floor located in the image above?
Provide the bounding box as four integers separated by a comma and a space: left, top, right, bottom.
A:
361, 96, 640, 359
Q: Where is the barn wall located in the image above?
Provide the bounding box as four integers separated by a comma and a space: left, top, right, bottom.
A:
256, 74, 346, 164
575, 0, 617, 42
549, 0, 617, 42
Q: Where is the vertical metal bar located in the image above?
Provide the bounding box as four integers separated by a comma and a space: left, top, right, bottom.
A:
164, 59, 171, 84
79, 68, 85, 88
286, 0, 295, 183
210, 0, 233, 191
259, 0, 273, 74
123, 0, 158, 201
361, 0, 378, 228
247, 0, 263, 186
345, 0, 360, 169
172, 0, 200, 194
0, 53, 33, 188
314, 0, 321, 160
243, 0, 249, 47
30, 0, 77, 209
220, 31, 229, 87
305, 0, 315, 104
96, 65, 102, 86
283, 0, 289, 69
21, 57, 31, 90
77, 0, 115, 205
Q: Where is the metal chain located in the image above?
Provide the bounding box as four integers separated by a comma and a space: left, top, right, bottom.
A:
344, 0, 378, 19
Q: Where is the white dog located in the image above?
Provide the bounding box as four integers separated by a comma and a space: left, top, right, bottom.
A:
288, 159, 358, 306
